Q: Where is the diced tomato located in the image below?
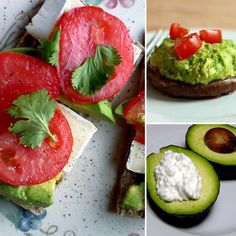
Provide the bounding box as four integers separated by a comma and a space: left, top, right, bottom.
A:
134, 124, 144, 144
0, 52, 60, 111
175, 33, 202, 60
53, 6, 134, 104
200, 30, 222, 44
124, 91, 145, 125
0, 52, 73, 186
169, 23, 189, 40
0, 109, 73, 186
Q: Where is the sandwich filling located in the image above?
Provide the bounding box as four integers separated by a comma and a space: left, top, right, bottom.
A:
150, 39, 236, 85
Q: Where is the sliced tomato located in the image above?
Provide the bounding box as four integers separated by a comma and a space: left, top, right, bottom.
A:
0, 52, 60, 110
169, 23, 189, 40
53, 6, 134, 104
124, 91, 144, 144
134, 124, 144, 144
0, 109, 73, 186
0, 52, 72, 186
200, 30, 222, 44
124, 91, 145, 125
175, 33, 202, 60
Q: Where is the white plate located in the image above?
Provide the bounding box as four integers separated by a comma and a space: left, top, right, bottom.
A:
0, 1, 144, 235
147, 30, 236, 123
147, 124, 236, 236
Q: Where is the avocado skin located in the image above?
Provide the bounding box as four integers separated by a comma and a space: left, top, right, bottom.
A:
58, 96, 116, 123
186, 124, 236, 178
147, 146, 220, 224
147, 192, 210, 228
0, 175, 61, 208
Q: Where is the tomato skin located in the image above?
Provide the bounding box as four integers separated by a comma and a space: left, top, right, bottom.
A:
0, 52, 60, 111
0, 109, 73, 186
53, 6, 134, 104
200, 30, 222, 44
170, 23, 189, 40
175, 33, 202, 60
124, 91, 145, 125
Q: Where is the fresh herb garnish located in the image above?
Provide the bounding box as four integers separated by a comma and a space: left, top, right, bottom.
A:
8, 90, 56, 149
38, 29, 60, 66
71, 45, 121, 96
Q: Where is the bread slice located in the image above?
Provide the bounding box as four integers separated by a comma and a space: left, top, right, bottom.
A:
115, 126, 144, 218
148, 62, 236, 98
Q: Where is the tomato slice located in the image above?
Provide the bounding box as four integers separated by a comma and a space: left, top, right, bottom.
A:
169, 23, 189, 40
134, 124, 144, 144
0, 52, 72, 186
0, 109, 73, 186
124, 91, 145, 125
175, 33, 202, 60
124, 91, 144, 144
0, 52, 60, 111
53, 6, 134, 104
200, 30, 222, 44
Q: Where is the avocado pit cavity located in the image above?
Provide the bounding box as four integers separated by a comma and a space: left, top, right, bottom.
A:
204, 128, 236, 154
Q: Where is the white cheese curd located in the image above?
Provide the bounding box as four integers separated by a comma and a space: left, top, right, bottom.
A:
26, 0, 84, 39
126, 140, 145, 174
155, 150, 202, 202
57, 103, 97, 173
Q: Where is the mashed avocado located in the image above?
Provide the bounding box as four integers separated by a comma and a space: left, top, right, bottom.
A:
150, 38, 236, 85
0, 174, 61, 208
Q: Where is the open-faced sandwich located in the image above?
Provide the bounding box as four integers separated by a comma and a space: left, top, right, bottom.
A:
115, 90, 145, 217
0, 52, 96, 215
14, 0, 144, 123
148, 23, 236, 98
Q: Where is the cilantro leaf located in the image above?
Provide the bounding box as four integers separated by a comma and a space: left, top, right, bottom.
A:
71, 45, 121, 96
8, 90, 56, 149
38, 29, 60, 66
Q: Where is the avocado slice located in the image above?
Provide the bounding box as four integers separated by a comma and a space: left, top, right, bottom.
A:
186, 124, 236, 166
147, 145, 219, 218
0, 174, 61, 208
58, 96, 116, 123
124, 182, 144, 211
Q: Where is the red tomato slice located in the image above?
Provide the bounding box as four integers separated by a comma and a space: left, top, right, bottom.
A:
200, 30, 222, 44
134, 124, 144, 144
175, 33, 202, 60
0, 52, 72, 186
0, 52, 60, 111
53, 6, 134, 104
0, 109, 73, 186
124, 91, 145, 125
169, 23, 189, 40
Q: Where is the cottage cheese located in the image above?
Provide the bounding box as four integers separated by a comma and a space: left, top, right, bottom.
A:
155, 150, 202, 202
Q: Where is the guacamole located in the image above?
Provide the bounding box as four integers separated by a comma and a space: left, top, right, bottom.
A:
150, 39, 236, 85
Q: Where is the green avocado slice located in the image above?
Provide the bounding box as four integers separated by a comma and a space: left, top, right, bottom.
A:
58, 96, 116, 123
124, 182, 144, 211
0, 174, 61, 208
147, 145, 220, 216
186, 124, 236, 166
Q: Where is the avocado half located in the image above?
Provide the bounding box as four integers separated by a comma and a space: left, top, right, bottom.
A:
186, 124, 236, 165
147, 145, 220, 226
186, 124, 236, 178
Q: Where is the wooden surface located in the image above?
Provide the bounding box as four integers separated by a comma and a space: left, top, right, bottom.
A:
147, 0, 236, 31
